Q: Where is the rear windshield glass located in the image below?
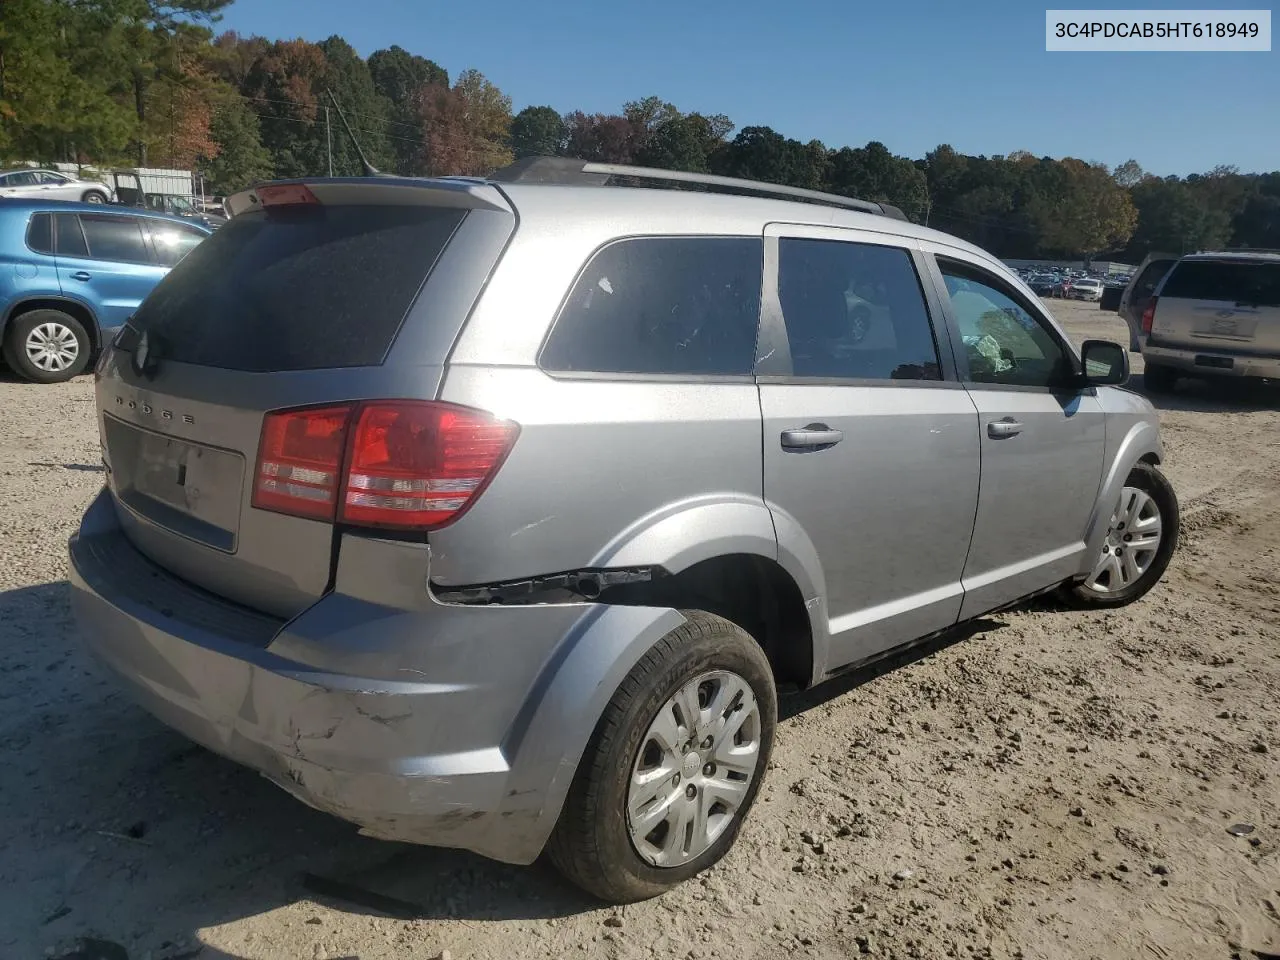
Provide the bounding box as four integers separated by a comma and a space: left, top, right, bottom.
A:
1161, 259, 1280, 307
129, 204, 466, 371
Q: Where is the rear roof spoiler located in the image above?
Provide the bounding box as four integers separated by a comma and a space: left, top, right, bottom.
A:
224, 177, 513, 218
488, 156, 910, 221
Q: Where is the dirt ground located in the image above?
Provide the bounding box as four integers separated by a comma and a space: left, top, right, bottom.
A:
1, 300, 1276, 960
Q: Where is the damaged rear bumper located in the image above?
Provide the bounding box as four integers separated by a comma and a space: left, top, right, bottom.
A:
68, 488, 680, 864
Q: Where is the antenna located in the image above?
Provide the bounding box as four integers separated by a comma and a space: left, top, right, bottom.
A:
325, 88, 386, 177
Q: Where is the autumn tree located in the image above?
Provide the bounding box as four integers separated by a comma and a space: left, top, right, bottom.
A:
241, 38, 328, 177
563, 112, 639, 163
417, 69, 513, 176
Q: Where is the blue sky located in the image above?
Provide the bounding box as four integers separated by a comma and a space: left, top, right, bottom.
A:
218, 0, 1277, 176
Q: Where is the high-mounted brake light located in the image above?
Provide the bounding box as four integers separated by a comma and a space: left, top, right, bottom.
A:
251, 401, 519, 531
1141, 297, 1158, 334
255, 183, 320, 207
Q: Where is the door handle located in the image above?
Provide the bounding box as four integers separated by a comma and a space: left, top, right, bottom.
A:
781, 424, 844, 450
70, 271, 92, 281
987, 418, 1023, 439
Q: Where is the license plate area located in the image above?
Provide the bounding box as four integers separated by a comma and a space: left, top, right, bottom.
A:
1194, 355, 1234, 369
103, 415, 244, 552
1193, 314, 1257, 340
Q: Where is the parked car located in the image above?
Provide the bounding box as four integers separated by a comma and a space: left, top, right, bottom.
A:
0, 168, 113, 204
1028, 274, 1058, 296
68, 159, 1178, 904
1138, 250, 1280, 392
0, 200, 211, 382
1070, 278, 1104, 301
1117, 252, 1178, 351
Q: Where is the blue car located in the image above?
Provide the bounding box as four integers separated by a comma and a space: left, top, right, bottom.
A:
0, 199, 211, 383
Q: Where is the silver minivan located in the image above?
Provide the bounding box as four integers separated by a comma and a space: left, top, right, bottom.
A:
68, 159, 1179, 902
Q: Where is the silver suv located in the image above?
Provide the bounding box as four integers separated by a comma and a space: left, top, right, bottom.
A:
68, 159, 1179, 903
1137, 250, 1280, 392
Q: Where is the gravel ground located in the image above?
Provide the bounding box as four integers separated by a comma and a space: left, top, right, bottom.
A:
1, 300, 1276, 960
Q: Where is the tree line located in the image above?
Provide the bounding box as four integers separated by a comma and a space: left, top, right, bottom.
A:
2, 0, 1277, 260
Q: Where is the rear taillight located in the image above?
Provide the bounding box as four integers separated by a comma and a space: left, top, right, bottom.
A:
251, 401, 518, 531
1141, 297, 1158, 334
252, 405, 351, 521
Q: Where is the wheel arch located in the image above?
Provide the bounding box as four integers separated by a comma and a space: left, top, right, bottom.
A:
1078, 420, 1165, 577
589, 495, 829, 686
3, 296, 102, 353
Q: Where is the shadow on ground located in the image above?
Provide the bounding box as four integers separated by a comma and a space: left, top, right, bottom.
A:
0, 578, 1008, 960
1137, 370, 1280, 413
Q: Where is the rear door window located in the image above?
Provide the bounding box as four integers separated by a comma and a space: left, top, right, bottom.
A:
129, 204, 466, 372
1161, 260, 1280, 307
79, 214, 150, 263
539, 236, 763, 376
776, 238, 942, 380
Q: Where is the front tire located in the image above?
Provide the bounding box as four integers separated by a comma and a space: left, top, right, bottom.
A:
81, 189, 108, 203
3, 309, 92, 383
1061, 462, 1179, 608
548, 612, 776, 903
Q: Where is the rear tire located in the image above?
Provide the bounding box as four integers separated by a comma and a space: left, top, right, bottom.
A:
3, 309, 91, 383
1061, 462, 1179, 609
1143, 362, 1177, 394
548, 611, 776, 903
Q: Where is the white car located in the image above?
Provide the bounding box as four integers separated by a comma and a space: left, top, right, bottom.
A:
0, 168, 113, 204
1070, 278, 1104, 301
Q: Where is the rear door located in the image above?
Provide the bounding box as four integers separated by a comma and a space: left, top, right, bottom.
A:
96, 181, 513, 618
53, 212, 166, 335
0, 171, 41, 198
758, 224, 980, 671
1150, 257, 1280, 357
924, 252, 1106, 618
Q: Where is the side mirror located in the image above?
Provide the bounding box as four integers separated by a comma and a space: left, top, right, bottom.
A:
1080, 339, 1129, 386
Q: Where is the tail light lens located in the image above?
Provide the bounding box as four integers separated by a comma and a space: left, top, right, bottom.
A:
252, 406, 352, 520
1141, 297, 1158, 333
252, 401, 518, 531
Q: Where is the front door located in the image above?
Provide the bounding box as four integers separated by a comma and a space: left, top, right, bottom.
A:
758, 225, 981, 673
925, 252, 1106, 619
53, 212, 165, 335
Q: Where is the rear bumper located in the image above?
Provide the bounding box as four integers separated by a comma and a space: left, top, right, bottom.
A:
1141, 341, 1280, 379
68, 488, 675, 864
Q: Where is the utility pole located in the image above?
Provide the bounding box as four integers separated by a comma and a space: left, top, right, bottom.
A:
325, 105, 334, 177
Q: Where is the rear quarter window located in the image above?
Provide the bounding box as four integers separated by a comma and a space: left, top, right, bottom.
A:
1161, 260, 1280, 307
129, 204, 466, 372
539, 236, 763, 377
25, 213, 52, 254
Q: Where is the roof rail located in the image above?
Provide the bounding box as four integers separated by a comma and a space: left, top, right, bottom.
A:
487, 156, 909, 221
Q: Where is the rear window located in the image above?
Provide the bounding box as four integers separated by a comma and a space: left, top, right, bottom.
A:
539, 236, 763, 377
129, 204, 466, 372
1160, 259, 1280, 307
